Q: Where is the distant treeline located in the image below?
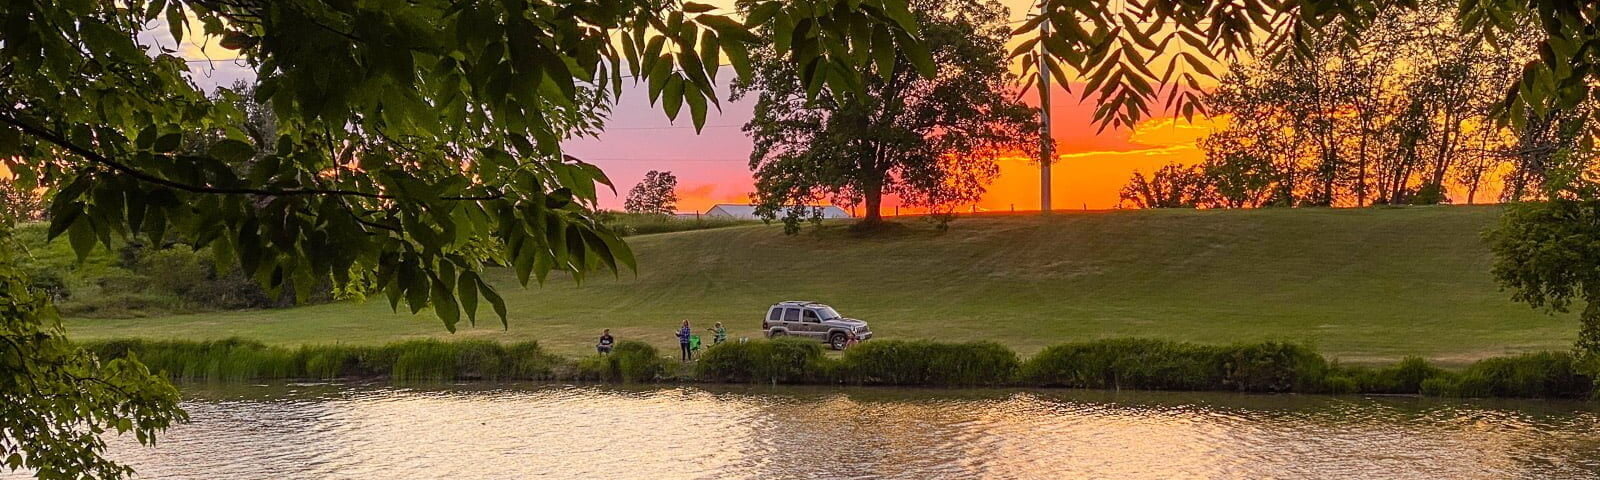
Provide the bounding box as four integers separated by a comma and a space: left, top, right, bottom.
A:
1122, 1, 1595, 210
86, 337, 1596, 400
15, 224, 332, 319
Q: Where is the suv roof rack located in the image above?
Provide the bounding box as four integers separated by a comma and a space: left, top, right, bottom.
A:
775, 300, 819, 306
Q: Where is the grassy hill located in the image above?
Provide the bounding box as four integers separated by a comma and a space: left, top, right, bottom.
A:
58, 205, 1574, 365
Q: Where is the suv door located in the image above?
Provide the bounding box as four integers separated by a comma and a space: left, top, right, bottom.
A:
800, 308, 825, 339
781, 307, 803, 336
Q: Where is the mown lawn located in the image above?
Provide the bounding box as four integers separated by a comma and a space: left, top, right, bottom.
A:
60, 205, 1574, 365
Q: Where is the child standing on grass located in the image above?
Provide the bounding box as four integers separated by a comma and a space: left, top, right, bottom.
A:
676, 320, 693, 361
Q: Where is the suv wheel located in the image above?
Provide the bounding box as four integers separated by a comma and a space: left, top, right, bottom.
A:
829, 332, 847, 350
769, 330, 786, 338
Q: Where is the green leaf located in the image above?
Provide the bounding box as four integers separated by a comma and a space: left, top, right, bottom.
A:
699, 30, 720, 80
207, 139, 255, 163
166, 5, 185, 45
722, 36, 753, 81
745, 2, 782, 27
477, 276, 509, 327
682, 2, 717, 13
662, 75, 685, 120
67, 217, 96, 263
686, 87, 708, 130
153, 133, 182, 153
218, 31, 257, 50
431, 275, 460, 331
458, 270, 480, 325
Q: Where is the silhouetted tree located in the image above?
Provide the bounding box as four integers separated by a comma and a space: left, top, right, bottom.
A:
735, 0, 1038, 231
624, 170, 678, 215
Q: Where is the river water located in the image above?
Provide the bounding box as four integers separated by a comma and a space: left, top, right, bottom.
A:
11, 383, 1600, 479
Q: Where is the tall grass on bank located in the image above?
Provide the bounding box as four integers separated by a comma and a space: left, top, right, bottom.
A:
575, 341, 672, 382
84, 337, 1598, 399
85, 338, 564, 382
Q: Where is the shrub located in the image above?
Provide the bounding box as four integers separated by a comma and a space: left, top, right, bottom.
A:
1219, 342, 1329, 393
1420, 352, 1593, 398
836, 340, 1018, 386
82, 338, 564, 382
1339, 356, 1444, 394
695, 338, 828, 383
1021, 338, 1224, 390
577, 341, 669, 382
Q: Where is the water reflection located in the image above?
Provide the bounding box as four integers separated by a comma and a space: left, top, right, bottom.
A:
11, 383, 1600, 479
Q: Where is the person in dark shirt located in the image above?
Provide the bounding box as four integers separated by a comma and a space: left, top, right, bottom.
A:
676, 321, 693, 361
597, 329, 615, 355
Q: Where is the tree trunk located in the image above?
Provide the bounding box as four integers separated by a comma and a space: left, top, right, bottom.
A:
862, 176, 884, 224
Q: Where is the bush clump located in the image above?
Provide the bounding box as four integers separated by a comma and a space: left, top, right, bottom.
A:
577, 341, 670, 382
835, 340, 1018, 386
1021, 338, 1223, 390
1420, 352, 1593, 399
1219, 342, 1329, 393
81, 336, 1598, 399
1334, 356, 1446, 394
695, 338, 828, 383
83, 338, 563, 382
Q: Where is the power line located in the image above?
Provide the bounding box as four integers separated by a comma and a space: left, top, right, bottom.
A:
600, 124, 743, 130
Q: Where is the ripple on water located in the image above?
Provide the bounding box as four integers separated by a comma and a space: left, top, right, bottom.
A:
7, 384, 1600, 480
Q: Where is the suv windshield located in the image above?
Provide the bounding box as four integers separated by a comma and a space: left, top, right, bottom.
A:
814, 306, 841, 320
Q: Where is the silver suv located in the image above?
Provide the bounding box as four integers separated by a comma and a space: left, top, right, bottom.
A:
763, 301, 872, 350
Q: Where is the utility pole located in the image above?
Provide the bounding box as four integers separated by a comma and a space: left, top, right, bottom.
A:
1037, 0, 1053, 214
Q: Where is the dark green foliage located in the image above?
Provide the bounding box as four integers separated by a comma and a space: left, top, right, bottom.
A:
1487, 200, 1600, 357
576, 341, 670, 383
738, 0, 1038, 228
623, 171, 679, 215
0, 254, 185, 479
695, 338, 828, 383
1021, 338, 1225, 390
835, 340, 1019, 386
78, 336, 1600, 399
1220, 342, 1330, 393
14, 224, 327, 318
83, 338, 563, 383
1336, 356, 1446, 394
1420, 352, 1593, 399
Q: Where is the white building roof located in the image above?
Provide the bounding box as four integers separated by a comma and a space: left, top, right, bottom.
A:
704, 204, 852, 220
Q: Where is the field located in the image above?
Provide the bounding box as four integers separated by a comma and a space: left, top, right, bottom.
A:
58, 205, 1575, 365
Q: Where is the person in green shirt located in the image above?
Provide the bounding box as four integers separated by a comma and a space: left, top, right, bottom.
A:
711, 322, 727, 345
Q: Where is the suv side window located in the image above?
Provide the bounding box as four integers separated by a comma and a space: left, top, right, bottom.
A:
768, 308, 782, 321
783, 308, 800, 322
802, 309, 820, 323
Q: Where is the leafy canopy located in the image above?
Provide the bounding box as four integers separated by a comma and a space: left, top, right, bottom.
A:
623, 170, 678, 215
0, 0, 926, 477
1013, 0, 1600, 131
737, 0, 1037, 230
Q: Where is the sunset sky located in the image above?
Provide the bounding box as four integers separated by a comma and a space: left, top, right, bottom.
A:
560, 78, 1226, 213
149, 0, 1236, 214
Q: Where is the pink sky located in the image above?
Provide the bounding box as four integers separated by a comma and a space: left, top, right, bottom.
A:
567, 74, 1222, 213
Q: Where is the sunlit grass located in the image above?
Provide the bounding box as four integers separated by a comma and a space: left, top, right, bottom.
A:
61, 205, 1572, 366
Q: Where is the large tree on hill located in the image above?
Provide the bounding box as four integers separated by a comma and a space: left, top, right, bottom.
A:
735, 0, 1038, 230
624, 170, 678, 215
0, 0, 928, 477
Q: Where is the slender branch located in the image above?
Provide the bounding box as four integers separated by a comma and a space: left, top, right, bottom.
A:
0, 113, 504, 202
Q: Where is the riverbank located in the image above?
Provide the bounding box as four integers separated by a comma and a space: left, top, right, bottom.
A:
85, 337, 1597, 400
61, 206, 1576, 364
